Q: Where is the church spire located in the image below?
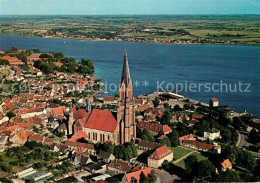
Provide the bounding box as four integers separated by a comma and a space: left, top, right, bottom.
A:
86, 95, 91, 113
121, 49, 131, 87
69, 102, 73, 115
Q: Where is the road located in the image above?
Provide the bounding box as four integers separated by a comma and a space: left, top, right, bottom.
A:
236, 131, 250, 149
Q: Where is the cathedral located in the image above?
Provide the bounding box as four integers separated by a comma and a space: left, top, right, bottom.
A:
67, 50, 136, 145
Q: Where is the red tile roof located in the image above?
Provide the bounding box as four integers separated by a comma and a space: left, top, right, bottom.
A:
137, 121, 172, 133
221, 159, 232, 171
28, 135, 44, 142
133, 98, 143, 105
44, 138, 54, 144
74, 109, 90, 121
85, 109, 118, 132
125, 167, 152, 183
211, 98, 218, 102
104, 96, 115, 102
183, 140, 216, 150
64, 140, 94, 150
6, 125, 20, 132
149, 145, 173, 160
179, 134, 195, 143
27, 116, 44, 124
191, 114, 203, 119
138, 104, 150, 112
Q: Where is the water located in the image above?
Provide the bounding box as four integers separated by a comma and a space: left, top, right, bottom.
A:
0, 34, 259, 117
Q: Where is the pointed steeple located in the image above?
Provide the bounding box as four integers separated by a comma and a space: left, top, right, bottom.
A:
121, 49, 131, 87
86, 95, 91, 113
69, 102, 73, 115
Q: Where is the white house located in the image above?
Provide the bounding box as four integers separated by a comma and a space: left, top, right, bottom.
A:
209, 98, 219, 107
204, 128, 220, 140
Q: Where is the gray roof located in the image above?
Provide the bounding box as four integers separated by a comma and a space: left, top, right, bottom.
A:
97, 150, 112, 159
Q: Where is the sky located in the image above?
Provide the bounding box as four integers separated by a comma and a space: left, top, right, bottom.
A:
0, 0, 260, 15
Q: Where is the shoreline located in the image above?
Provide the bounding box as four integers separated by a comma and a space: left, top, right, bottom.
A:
1, 33, 259, 47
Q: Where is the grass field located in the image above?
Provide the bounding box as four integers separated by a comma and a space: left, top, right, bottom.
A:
171, 146, 192, 161
174, 152, 208, 169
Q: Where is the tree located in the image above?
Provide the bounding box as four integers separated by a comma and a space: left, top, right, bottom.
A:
6, 111, 15, 120
141, 129, 155, 142
249, 129, 260, 144
184, 155, 198, 174
102, 142, 115, 154
173, 104, 182, 111
190, 104, 195, 110
196, 160, 216, 178
147, 170, 157, 183
113, 142, 137, 160
236, 150, 256, 171
161, 111, 171, 125
157, 129, 164, 138
221, 128, 232, 143
222, 146, 238, 163
168, 131, 179, 147
139, 171, 149, 183
233, 117, 247, 131
25, 179, 36, 183
216, 170, 241, 182
183, 104, 190, 110
153, 97, 160, 107
158, 136, 171, 147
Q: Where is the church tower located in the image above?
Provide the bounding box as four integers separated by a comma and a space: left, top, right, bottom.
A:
117, 49, 136, 144
68, 103, 74, 136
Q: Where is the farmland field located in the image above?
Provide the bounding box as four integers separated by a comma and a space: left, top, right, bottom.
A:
0, 15, 259, 45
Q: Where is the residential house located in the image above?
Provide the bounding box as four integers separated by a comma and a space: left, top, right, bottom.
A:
221, 159, 232, 172
179, 134, 196, 144
137, 140, 163, 151
137, 121, 172, 136
103, 96, 117, 104
209, 98, 219, 108
108, 160, 132, 174
84, 161, 107, 174
122, 167, 152, 183
97, 150, 115, 163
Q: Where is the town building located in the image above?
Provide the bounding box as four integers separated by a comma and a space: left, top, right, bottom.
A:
65, 50, 136, 145
122, 167, 152, 183
221, 159, 232, 172
147, 145, 173, 168
204, 128, 220, 140
137, 121, 172, 136
209, 98, 219, 108
182, 140, 221, 154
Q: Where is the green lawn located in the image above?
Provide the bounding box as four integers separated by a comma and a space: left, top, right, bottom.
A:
175, 152, 208, 169
171, 146, 192, 161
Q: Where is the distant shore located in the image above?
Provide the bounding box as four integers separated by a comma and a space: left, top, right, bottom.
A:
1, 33, 259, 47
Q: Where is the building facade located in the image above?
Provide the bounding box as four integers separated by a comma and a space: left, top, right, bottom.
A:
67, 50, 136, 145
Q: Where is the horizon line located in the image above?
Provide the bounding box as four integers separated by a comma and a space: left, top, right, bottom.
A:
1, 14, 260, 16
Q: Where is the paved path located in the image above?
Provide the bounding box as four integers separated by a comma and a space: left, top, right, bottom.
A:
172, 151, 194, 164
